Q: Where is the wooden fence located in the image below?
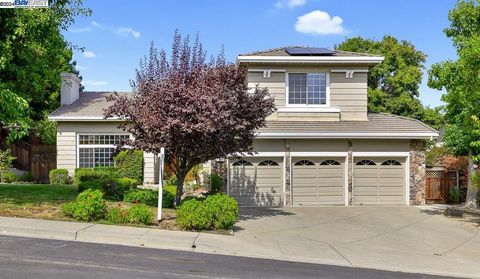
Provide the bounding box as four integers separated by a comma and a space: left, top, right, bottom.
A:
425, 168, 459, 204
10, 141, 56, 183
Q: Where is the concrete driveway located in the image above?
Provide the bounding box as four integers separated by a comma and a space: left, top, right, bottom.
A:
215, 206, 480, 278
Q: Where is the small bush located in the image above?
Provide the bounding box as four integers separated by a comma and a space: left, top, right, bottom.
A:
18, 172, 33, 182
123, 188, 175, 208
124, 189, 157, 206
1, 170, 18, 183
62, 189, 107, 221
162, 189, 175, 208
106, 206, 128, 224
166, 175, 178, 187
176, 198, 211, 230
114, 150, 143, 184
204, 194, 238, 230
126, 204, 154, 225
78, 177, 137, 201
449, 188, 461, 204
49, 169, 69, 184
209, 174, 224, 194
73, 167, 118, 185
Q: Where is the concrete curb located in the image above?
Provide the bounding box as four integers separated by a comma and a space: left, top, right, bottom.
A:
0, 216, 478, 279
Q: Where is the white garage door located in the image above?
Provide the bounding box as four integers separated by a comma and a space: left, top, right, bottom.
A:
292, 157, 345, 206
229, 157, 283, 206
353, 157, 406, 205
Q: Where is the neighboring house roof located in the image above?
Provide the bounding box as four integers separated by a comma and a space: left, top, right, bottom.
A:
49, 92, 129, 121
237, 46, 384, 64
257, 113, 438, 139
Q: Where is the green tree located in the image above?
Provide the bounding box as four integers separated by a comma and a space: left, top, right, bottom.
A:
336, 36, 443, 129
428, 0, 480, 208
0, 0, 90, 143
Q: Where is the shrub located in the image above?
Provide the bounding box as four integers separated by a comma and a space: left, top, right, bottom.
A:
49, 169, 69, 184
204, 194, 238, 230
106, 206, 128, 224
209, 174, 224, 194
124, 189, 157, 206
162, 188, 175, 208
78, 177, 137, 201
114, 150, 143, 184
73, 167, 118, 185
126, 204, 154, 225
1, 170, 17, 183
449, 188, 461, 204
166, 175, 178, 187
18, 172, 33, 182
176, 198, 211, 230
123, 188, 175, 208
62, 189, 107, 221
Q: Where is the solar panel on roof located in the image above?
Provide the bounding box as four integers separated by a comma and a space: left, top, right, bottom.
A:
285, 47, 335, 56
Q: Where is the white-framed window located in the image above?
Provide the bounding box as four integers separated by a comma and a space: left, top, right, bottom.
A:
77, 134, 130, 168
286, 72, 329, 106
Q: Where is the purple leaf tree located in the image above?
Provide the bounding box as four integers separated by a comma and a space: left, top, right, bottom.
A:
105, 31, 276, 205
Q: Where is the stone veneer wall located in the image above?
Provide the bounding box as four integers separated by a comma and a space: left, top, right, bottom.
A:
347, 140, 353, 205
409, 140, 427, 205
284, 141, 291, 206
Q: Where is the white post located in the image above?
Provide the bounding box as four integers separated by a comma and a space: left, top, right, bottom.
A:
157, 147, 165, 221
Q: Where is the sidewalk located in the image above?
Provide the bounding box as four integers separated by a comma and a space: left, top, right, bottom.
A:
0, 215, 478, 278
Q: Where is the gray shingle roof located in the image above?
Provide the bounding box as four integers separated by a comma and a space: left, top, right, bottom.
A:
49, 92, 130, 118
49, 92, 438, 138
257, 113, 438, 138
239, 46, 378, 57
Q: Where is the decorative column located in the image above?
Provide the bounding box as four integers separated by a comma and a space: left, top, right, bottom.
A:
409, 140, 427, 205
284, 140, 292, 206
347, 140, 353, 205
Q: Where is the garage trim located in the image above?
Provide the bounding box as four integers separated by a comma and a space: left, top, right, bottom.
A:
352, 152, 410, 205
290, 152, 349, 206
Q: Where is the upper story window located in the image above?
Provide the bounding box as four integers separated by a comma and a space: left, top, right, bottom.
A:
288, 73, 327, 105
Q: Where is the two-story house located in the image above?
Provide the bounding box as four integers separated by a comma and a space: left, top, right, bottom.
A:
49, 47, 438, 207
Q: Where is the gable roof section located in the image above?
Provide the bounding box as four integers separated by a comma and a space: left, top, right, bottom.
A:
49, 92, 130, 121
257, 113, 438, 139
237, 46, 383, 64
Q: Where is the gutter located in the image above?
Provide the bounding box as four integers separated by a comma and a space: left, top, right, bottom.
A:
256, 132, 439, 139
48, 116, 123, 122
237, 55, 384, 64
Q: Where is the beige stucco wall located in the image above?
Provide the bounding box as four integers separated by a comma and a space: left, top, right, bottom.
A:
247, 65, 369, 122
56, 121, 157, 183
351, 139, 409, 152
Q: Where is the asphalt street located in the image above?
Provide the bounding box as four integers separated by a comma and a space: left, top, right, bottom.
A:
0, 235, 456, 279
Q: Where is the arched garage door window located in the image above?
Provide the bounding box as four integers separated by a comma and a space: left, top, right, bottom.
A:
355, 160, 376, 166
258, 160, 279, 166
232, 160, 253, 166
320, 160, 341, 166
294, 160, 315, 166
381, 160, 402, 166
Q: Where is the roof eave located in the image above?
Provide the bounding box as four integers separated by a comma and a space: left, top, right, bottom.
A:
48, 116, 123, 122
256, 132, 439, 139
237, 56, 384, 64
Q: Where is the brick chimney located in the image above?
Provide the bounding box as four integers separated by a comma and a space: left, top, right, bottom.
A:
60, 72, 81, 105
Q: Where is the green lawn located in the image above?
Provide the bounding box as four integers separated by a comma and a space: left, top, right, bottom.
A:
0, 184, 77, 220
0, 184, 178, 228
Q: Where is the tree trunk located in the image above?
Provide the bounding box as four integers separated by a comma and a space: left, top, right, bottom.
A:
464, 153, 478, 209
174, 171, 186, 206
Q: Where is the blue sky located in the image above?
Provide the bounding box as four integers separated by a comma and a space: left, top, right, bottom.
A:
64, 0, 458, 108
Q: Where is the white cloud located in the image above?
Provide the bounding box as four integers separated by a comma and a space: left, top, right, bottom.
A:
70, 26, 91, 33
117, 27, 141, 39
295, 10, 345, 35
82, 80, 108, 86
83, 51, 96, 58
274, 0, 306, 9
91, 21, 102, 28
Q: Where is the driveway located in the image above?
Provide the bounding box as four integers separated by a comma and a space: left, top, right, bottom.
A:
204, 206, 480, 278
